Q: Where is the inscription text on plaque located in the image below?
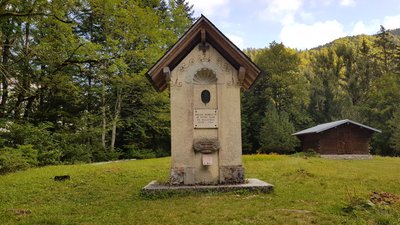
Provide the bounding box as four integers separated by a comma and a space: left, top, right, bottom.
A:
194, 109, 218, 128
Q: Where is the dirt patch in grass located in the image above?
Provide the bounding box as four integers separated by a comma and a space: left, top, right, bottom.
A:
10, 208, 31, 216
370, 192, 400, 205
295, 168, 314, 177
275, 209, 313, 214
283, 168, 315, 179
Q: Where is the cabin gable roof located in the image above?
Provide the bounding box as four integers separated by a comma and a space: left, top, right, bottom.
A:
293, 119, 381, 136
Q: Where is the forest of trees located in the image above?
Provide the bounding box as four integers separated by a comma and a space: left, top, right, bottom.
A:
0, 0, 399, 174
0, 0, 194, 173
243, 27, 400, 156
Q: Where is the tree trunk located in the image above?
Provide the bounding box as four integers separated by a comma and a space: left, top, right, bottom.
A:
87, 70, 92, 112
14, 94, 24, 119
14, 22, 31, 119
110, 87, 122, 151
101, 80, 107, 149
0, 36, 9, 117
111, 119, 117, 151
23, 95, 36, 119
38, 65, 46, 113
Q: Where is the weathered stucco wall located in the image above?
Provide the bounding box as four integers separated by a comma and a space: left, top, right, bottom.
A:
169, 43, 244, 185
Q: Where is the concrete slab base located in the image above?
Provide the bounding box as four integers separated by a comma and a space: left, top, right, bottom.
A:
321, 154, 373, 160
142, 178, 274, 195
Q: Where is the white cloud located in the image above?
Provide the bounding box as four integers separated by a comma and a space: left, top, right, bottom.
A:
282, 14, 295, 25
187, 0, 230, 17
280, 20, 347, 49
339, 0, 356, 6
279, 12, 398, 49
382, 15, 400, 29
351, 21, 366, 34
258, 0, 303, 24
351, 20, 379, 35
299, 11, 314, 22
350, 15, 400, 36
226, 34, 245, 50
310, 0, 334, 6
219, 21, 237, 29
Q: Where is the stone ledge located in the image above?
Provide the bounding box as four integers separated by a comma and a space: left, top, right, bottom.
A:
321, 154, 373, 160
142, 178, 274, 195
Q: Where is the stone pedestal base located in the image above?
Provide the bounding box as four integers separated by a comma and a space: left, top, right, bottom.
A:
142, 178, 274, 195
170, 165, 245, 185
170, 167, 184, 185
219, 165, 245, 184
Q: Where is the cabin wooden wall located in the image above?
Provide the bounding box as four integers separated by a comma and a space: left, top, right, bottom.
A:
299, 134, 320, 152
317, 124, 373, 154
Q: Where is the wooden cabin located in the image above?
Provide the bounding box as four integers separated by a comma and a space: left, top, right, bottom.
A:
293, 119, 381, 156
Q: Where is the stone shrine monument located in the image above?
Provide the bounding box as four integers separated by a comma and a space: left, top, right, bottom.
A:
146, 16, 272, 191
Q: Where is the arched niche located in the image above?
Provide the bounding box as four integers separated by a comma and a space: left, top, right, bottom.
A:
185, 65, 226, 85
193, 68, 217, 84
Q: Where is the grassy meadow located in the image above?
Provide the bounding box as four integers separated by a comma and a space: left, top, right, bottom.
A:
0, 155, 399, 225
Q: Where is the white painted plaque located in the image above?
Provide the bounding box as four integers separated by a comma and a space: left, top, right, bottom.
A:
202, 154, 213, 166
194, 109, 218, 128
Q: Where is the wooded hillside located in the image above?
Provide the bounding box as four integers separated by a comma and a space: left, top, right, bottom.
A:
243, 26, 400, 156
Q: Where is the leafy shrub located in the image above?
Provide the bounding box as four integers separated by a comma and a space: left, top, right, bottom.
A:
0, 121, 61, 165
124, 145, 157, 159
0, 145, 38, 174
303, 148, 319, 157
0, 121, 121, 166
55, 130, 121, 163
92, 146, 121, 162
257, 146, 296, 155
154, 148, 170, 158
60, 144, 93, 164
129, 149, 157, 159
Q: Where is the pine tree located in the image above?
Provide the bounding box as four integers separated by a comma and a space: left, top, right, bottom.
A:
169, 0, 195, 37
174, 0, 195, 22
259, 105, 299, 154
375, 25, 397, 72
242, 42, 309, 153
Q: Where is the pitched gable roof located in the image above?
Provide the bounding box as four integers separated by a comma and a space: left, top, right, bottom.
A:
146, 15, 262, 92
293, 119, 381, 136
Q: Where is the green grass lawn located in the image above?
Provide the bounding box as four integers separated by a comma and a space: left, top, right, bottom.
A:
1, 155, 399, 225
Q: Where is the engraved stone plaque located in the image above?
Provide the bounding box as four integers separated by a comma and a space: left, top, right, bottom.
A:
194, 109, 218, 128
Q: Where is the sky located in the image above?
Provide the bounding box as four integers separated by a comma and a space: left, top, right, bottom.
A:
186, 0, 400, 50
